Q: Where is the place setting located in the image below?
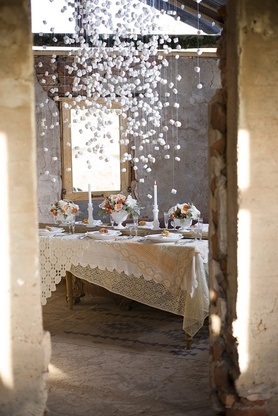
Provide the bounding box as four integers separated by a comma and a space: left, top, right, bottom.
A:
85, 229, 122, 241
145, 231, 183, 244
137, 221, 154, 230
38, 226, 66, 237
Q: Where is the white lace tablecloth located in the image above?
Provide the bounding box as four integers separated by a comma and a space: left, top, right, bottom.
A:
40, 235, 209, 337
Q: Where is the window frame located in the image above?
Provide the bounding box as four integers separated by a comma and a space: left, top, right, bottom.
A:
60, 98, 131, 202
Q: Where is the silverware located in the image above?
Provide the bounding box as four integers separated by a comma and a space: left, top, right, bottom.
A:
79, 234, 88, 239
137, 237, 147, 242
115, 236, 133, 241
175, 239, 194, 245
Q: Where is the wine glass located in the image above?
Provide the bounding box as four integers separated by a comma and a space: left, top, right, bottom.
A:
132, 214, 139, 237
197, 217, 203, 240
194, 217, 203, 241
163, 212, 169, 229
110, 214, 115, 228
68, 215, 76, 234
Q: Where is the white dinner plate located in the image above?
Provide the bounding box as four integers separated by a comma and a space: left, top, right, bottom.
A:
39, 227, 64, 232
86, 230, 122, 240
39, 228, 65, 236
146, 233, 183, 243
85, 220, 103, 227
138, 222, 154, 229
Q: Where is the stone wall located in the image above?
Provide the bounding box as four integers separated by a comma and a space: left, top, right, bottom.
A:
34, 54, 221, 222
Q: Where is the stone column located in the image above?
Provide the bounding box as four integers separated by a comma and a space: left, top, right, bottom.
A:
0, 1, 51, 415
209, 1, 278, 415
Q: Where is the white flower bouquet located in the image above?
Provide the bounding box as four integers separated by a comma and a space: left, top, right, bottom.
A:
168, 203, 200, 220
50, 199, 79, 220
99, 193, 141, 215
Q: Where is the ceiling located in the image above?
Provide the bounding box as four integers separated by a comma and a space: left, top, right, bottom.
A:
149, 0, 227, 35
32, 0, 227, 48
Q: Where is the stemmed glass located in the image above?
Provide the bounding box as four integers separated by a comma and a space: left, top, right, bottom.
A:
171, 219, 179, 231
198, 217, 203, 240
110, 214, 115, 228
132, 214, 139, 237
68, 215, 76, 234
163, 212, 169, 229
194, 217, 203, 241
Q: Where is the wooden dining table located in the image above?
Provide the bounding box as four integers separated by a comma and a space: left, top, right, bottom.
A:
39, 228, 209, 347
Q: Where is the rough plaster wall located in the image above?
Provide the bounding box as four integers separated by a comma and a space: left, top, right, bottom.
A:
233, 0, 278, 408
137, 57, 220, 220
36, 56, 220, 222
0, 1, 51, 415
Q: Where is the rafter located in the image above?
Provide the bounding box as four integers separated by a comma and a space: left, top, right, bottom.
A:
142, 0, 222, 34
165, 0, 225, 27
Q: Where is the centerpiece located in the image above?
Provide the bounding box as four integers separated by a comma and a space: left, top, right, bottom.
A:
168, 202, 200, 230
99, 193, 141, 229
50, 199, 80, 226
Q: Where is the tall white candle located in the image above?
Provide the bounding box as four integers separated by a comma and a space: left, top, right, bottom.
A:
88, 184, 92, 204
154, 180, 157, 206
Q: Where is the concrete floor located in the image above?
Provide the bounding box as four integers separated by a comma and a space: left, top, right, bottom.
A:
43, 280, 215, 416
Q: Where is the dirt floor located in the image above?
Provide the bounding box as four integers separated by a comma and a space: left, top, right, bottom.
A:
43, 279, 215, 416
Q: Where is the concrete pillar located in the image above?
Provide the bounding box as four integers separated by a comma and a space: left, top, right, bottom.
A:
0, 1, 51, 415
231, 0, 278, 412
209, 0, 278, 414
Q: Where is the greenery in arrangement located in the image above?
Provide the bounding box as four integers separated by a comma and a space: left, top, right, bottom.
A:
168, 203, 200, 219
99, 193, 141, 216
50, 199, 80, 219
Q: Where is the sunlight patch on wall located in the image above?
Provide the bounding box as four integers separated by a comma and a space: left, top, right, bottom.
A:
211, 313, 221, 335
0, 132, 13, 389
233, 129, 251, 373
238, 129, 250, 190
233, 209, 251, 373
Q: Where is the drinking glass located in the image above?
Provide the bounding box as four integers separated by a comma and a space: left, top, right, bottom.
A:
132, 214, 139, 237
68, 215, 76, 234
110, 214, 115, 228
163, 212, 169, 229
194, 217, 203, 240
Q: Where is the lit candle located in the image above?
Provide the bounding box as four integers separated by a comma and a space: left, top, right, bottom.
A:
88, 184, 92, 204
154, 180, 157, 206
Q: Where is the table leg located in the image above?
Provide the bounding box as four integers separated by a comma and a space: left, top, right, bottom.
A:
66, 271, 73, 310
75, 277, 86, 300
185, 333, 193, 350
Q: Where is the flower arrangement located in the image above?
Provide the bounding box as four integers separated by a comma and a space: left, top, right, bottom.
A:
99, 193, 141, 215
168, 202, 200, 220
50, 199, 79, 220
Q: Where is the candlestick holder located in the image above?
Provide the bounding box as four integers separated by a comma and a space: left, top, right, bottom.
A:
87, 203, 94, 227
152, 205, 160, 230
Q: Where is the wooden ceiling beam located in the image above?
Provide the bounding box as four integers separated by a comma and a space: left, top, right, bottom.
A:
142, 0, 221, 34
167, 0, 224, 27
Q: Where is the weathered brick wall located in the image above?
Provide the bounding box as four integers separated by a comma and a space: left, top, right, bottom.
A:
35, 55, 77, 98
